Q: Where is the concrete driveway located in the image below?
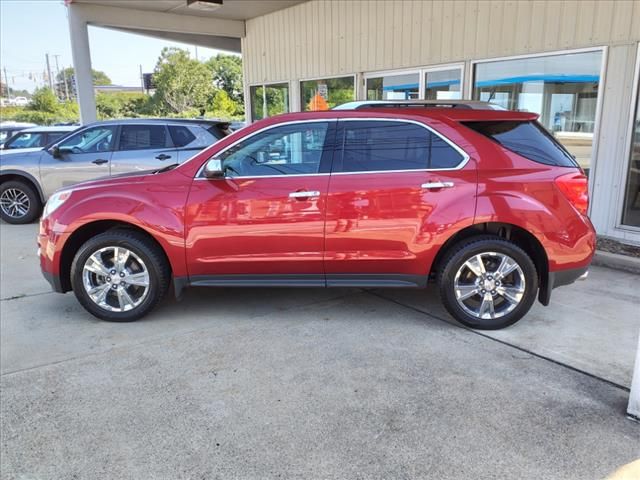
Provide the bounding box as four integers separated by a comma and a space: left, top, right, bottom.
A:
1, 223, 639, 479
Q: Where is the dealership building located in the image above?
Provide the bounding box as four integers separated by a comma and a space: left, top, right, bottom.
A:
67, 0, 640, 245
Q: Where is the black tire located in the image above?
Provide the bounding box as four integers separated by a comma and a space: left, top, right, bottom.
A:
70, 230, 171, 322
437, 236, 538, 330
0, 180, 42, 224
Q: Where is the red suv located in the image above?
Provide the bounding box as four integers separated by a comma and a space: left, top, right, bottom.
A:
38, 102, 595, 329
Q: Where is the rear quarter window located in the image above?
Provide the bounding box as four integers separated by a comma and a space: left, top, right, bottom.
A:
463, 120, 578, 167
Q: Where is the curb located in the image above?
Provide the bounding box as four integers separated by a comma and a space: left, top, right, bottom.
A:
592, 250, 640, 275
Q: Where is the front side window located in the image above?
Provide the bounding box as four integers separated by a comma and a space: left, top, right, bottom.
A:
59, 126, 116, 153
366, 72, 420, 101
46, 132, 66, 144
301, 77, 355, 111
473, 50, 602, 175
4, 132, 46, 149
337, 121, 463, 173
250, 83, 290, 121
622, 82, 640, 227
119, 125, 167, 151
218, 122, 330, 177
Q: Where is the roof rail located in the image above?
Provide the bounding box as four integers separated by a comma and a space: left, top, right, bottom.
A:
333, 100, 506, 111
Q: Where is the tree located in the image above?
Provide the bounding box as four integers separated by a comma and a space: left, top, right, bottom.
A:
206, 54, 243, 105
28, 87, 58, 113
56, 68, 112, 97
152, 47, 214, 114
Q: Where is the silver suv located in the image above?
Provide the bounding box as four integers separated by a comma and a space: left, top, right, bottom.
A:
0, 118, 231, 224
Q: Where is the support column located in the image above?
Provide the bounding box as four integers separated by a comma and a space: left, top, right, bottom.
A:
67, 5, 97, 124
628, 331, 640, 420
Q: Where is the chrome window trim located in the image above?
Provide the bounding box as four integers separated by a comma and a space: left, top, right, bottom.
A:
195, 119, 336, 179
194, 117, 471, 180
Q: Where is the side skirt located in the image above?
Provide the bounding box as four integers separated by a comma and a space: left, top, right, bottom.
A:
172, 273, 427, 297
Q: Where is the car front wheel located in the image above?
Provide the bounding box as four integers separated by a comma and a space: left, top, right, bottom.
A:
70, 230, 170, 322
0, 180, 42, 224
438, 236, 539, 330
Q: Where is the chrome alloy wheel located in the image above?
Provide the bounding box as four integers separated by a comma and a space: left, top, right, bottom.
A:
82, 246, 150, 312
0, 188, 30, 219
453, 252, 526, 320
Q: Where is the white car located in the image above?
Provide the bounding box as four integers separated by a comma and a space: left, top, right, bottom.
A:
11, 97, 30, 107
0, 126, 77, 152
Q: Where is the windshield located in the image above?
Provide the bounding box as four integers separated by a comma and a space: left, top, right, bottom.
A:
4, 132, 46, 149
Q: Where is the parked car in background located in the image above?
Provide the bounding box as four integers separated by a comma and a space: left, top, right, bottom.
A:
0, 122, 36, 145
38, 102, 595, 329
11, 97, 30, 107
1, 118, 231, 224
1, 126, 77, 151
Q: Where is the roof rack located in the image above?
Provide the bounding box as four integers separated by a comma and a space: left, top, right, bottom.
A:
333, 100, 506, 111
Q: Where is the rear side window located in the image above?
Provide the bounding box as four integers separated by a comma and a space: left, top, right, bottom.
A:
338, 121, 463, 172
169, 125, 218, 149
463, 121, 577, 167
119, 125, 167, 151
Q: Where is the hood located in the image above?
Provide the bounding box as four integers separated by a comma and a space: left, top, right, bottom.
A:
65, 168, 160, 193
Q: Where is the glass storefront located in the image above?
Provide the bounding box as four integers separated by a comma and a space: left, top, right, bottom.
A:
424, 68, 462, 100
366, 72, 420, 100
250, 83, 290, 122
473, 50, 603, 175
622, 82, 640, 228
301, 76, 355, 111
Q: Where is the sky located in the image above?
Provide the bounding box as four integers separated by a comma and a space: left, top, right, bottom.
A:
0, 0, 233, 93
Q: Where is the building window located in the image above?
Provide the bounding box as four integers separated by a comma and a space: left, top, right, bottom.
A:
424, 68, 462, 100
622, 82, 640, 228
473, 50, 603, 176
250, 83, 290, 122
366, 72, 420, 100
301, 76, 355, 111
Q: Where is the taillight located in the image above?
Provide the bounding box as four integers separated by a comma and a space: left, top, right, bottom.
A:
554, 172, 589, 216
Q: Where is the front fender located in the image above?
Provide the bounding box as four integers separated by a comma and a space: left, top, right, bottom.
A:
53, 184, 190, 277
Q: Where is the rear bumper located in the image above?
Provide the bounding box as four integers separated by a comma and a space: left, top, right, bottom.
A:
538, 265, 589, 306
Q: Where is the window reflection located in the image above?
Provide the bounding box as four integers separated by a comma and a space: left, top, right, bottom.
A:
250, 83, 289, 122
424, 68, 462, 100
301, 76, 355, 111
622, 84, 640, 227
366, 73, 420, 100
473, 50, 602, 175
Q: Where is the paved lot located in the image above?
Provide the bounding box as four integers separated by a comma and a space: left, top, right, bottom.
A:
1, 223, 639, 479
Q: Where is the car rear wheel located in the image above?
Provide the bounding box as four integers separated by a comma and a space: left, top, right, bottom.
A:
438, 236, 538, 330
0, 180, 41, 224
70, 230, 170, 322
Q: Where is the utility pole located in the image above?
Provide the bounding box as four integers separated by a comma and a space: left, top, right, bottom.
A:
45, 53, 54, 91
52, 54, 63, 100
61, 66, 70, 101
139, 64, 144, 93
3, 67, 11, 100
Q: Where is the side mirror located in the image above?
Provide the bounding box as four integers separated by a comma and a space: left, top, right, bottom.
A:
203, 158, 225, 178
51, 146, 72, 159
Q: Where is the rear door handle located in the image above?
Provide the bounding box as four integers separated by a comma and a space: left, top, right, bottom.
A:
289, 190, 320, 199
92, 158, 109, 165
155, 154, 172, 161
421, 181, 454, 190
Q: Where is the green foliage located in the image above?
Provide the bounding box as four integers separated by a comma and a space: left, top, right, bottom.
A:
153, 47, 214, 114
206, 54, 243, 105
28, 88, 59, 113
95, 92, 152, 119
209, 90, 237, 118
56, 68, 112, 97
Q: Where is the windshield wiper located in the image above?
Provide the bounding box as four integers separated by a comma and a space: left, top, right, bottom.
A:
155, 163, 179, 174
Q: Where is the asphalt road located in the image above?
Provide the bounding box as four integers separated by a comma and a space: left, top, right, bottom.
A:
1, 223, 638, 480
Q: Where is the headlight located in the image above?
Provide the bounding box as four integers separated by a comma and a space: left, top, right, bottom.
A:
43, 190, 72, 218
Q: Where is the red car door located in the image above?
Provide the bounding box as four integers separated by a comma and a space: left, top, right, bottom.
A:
324, 119, 477, 286
184, 120, 336, 285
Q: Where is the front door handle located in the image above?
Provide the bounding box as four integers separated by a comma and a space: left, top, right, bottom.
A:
289, 190, 321, 199
421, 181, 454, 190
155, 154, 172, 161
92, 158, 109, 165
